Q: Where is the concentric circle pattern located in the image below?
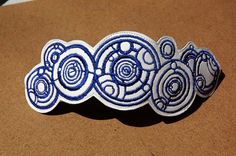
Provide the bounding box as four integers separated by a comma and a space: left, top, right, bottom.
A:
58, 55, 88, 90
25, 66, 58, 113
112, 57, 141, 86
150, 61, 196, 116
43, 41, 66, 71
159, 38, 176, 60
25, 31, 221, 116
53, 46, 94, 101
94, 34, 160, 109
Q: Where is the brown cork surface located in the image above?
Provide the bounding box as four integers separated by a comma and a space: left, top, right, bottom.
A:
0, 0, 235, 155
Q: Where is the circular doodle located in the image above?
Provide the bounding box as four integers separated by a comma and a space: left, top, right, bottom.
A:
53, 45, 94, 100
159, 39, 176, 59
112, 56, 142, 86
195, 50, 220, 97
43, 42, 65, 71
95, 34, 160, 109
25, 66, 58, 113
150, 61, 196, 116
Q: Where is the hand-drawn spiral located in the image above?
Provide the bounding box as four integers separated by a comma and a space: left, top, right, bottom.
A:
25, 66, 58, 112
94, 35, 160, 109
43, 42, 65, 71
194, 50, 220, 97
150, 61, 196, 116
53, 45, 94, 100
159, 38, 176, 59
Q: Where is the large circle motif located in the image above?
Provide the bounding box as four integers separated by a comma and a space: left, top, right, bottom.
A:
58, 55, 87, 90
25, 67, 58, 113
95, 35, 160, 109
195, 50, 220, 97
53, 46, 94, 100
150, 61, 195, 116
43, 42, 65, 71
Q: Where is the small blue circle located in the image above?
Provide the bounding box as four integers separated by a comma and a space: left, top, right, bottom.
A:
160, 40, 175, 59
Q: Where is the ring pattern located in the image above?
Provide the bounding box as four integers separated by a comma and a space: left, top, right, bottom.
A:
43, 41, 66, 71
94, 36, 159, 109
149, 61, 195, 116
53, 45, 95, 101
25, 31, 221, 116
25, 67, 58, 113
159, 37, 176, 60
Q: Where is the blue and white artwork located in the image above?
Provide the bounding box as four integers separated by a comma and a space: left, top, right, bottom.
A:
25, 31, 221, 116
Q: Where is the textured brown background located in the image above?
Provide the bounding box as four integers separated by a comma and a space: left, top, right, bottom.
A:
0, 0, 235, 155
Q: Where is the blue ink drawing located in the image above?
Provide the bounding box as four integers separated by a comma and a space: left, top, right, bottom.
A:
25, 31, 221, 116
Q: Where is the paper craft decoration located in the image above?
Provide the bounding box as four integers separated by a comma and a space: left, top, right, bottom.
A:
25, 31, 221, 116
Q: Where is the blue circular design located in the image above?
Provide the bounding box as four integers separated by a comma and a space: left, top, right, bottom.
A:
95, 35, 160, 108
160, 39, 176, 59
25, 67, 58, 110
150, 61, 195, 116
24, 32, 221, 116
43, 42, 65, 71
194, 50, 220, 97
58, 54, 88, 91
53, 45, 95, 101
111, 56, 142, 86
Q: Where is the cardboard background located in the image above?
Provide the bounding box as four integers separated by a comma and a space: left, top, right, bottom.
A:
0, 0, 235, 155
